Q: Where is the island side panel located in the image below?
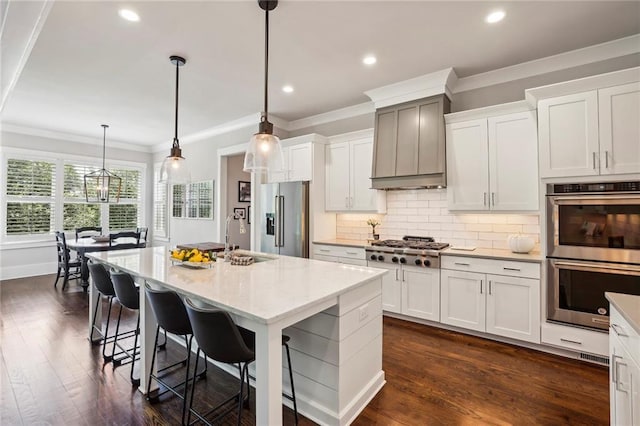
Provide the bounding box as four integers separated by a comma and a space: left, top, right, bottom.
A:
283, 277, 384, 426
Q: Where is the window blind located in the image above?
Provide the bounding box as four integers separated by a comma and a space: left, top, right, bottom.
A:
153, 168, 168, 238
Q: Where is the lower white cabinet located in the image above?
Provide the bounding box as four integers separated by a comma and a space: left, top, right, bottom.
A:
312, 244, 367, 266
372, 263, 439, 322
609, 304, 640, 426
440, 256, 541, 344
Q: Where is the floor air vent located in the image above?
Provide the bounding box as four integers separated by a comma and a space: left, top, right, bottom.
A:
580, 353, 609, 365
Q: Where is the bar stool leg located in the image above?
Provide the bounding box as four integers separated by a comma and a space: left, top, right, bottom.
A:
284, 342, 299, 425
130, 312, 140, 386
102, 296, 115, 361
146, 325, 161, 397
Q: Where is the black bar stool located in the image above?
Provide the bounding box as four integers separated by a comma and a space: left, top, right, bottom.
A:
184, 298, 299, 426
145, 284, 207, 425
88, 262, 136, 362
110, 272, 141, 386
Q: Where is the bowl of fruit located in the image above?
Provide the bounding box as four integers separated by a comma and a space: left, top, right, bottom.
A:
170, 248, 214, 268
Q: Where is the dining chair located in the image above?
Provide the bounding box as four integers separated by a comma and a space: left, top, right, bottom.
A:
184, 298, 299, 426
136, 227, 149, 247
145, 284, 207, 425
109, 231, 141, 249
75, 226, 103, 240
54, 231, 81, 289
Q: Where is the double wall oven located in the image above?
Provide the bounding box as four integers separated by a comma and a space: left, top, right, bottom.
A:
546, 181, 640, 331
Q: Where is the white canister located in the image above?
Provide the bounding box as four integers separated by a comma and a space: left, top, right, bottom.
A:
507, 234, 535, 254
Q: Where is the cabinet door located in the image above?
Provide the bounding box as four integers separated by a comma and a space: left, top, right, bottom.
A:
268, 147, 289, 183
446, 119, 489, 210
610, 333, 635, 426
440, 269, 485, 332
538, 91, 599, 178
488, 111, 539, 211
485, 274, 540, 343
373, 109, 397, 178
402, 267, 440, 322
350, 138, 377, 211
418, 97, 446, 175
288, 143, 313, 182
325, 142, 351, 211
395, 105, 420, 176
599, 82, 640, 175
374, 263, 401, 314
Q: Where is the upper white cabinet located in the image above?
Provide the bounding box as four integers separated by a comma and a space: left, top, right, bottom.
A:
445, 102, 539, 211
528, 68, 640, 178
326, 133, 382, 212
268, 143, 313, 183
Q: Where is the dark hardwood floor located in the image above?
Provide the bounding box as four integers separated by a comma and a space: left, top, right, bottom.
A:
1, 275, 608, 425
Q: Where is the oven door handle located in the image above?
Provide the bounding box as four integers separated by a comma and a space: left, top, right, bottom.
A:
550, 195, 640, 204
552, 260, 640, 275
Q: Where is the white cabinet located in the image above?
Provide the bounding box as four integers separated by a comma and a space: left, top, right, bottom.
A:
326, 137, 379, 211
268, 143, 313, 183
609, 303, 640, 426
440, 255, 541, 343
312, 244, 367, 266
446, 104, 538, 211
537, 81, 640, 178
371, 262, 440, 322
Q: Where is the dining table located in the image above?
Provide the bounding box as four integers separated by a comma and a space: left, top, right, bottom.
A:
67, 238, 143, 291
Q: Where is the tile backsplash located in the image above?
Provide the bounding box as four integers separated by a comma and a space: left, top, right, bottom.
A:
337, 189, 540, 251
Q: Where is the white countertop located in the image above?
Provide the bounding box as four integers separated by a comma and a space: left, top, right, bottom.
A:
442, 247, 543, 263
313, 239, 370, 248
606, 292, 640, 335
88, 246, 386, 325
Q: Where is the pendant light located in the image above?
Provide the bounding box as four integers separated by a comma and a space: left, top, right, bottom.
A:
84, 124, 122, 203
243, 0, 284, 173
159, 55, 190, 184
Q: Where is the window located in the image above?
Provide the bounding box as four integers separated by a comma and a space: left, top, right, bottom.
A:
172, 180, 213, 219
5, 159, 56, 235
2, 151, 145, 240
153, 167, 168, 239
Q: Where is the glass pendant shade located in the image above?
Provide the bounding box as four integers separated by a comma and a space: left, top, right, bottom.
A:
243, 131, 284, 172
84, 124, 121, 203
159, 146, 190, 184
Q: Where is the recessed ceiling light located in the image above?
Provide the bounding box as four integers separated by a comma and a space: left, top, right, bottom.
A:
363, 55, 377, 66
282, 85, 294, 93
119, 9, 140, 22
485, 10, 505, 24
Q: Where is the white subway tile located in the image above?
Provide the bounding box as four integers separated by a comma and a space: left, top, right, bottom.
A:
492, 224, 523, 233
429, 215, 453, 223
492, 240, 510, 250
523, 225, 541, 234
417, 192, 442, 201
441, 223, 466, 231
478, 215, 509, 224
473, 240, 494, 249
465, 223, 493, 232
387, 201, 408, 209
429, 200, 448, 208
479, 232, 510, 241
417, 223, 441, 231
406, 200, 431, 208
507, 215, 540, 225
417, 208, 441, 216
452, 215, 479, 224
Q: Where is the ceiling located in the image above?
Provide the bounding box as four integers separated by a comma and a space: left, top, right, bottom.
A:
2, 1, 639, 148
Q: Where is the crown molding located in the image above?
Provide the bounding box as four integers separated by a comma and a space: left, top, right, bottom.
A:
365, 68, 458, 108
327, 128, 374, 144
444, 100, 534, 124
1, 122, 153, 153
286, 102, 375, 131
454, 34, 640, 94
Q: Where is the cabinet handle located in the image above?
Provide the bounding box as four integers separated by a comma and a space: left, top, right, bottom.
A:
483, 192, 487, 206
503, 267, 521, 271
592, 152, 597, 170
491, 192, 495, 206
346, 251, 358, 255
480, 280, 483, 294
454, 262, 470, 266
611, 323, 628, 337
319, 249, 331, 252
345, 197, 349, 208
605, 150, 609, 169
402, 270, 405, 282
488, 280, 492, 295
395, 269, 398, 281
350, 197, 353, 208
560, 337, 582, 345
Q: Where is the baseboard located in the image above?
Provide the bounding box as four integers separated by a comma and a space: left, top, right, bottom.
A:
0, 262, 57, 281
339, 371, 386, 426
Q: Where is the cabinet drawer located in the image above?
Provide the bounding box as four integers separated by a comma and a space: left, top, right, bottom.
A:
441, 255, 540, 279
610, 306, 640, 364
541, 322, 609, 357
313, 244, 366, 260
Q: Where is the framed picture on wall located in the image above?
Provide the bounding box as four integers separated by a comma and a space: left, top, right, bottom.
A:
238, 181, 251, 202
233, 207, 246, 220
247, 206, 251, 224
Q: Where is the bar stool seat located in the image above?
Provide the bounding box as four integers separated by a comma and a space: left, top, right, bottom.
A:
110, 272, 141, 386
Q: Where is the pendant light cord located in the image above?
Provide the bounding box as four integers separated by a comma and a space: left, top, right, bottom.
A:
263, 5, 269, 120
174, 60, 180, 148
101, 124, 108, 170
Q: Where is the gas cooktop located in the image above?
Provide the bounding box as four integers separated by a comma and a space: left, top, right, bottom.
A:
366, 236, 449, 268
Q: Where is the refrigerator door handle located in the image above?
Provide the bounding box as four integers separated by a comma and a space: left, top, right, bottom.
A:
278, 195, 285, 247
274, 195, 280, 247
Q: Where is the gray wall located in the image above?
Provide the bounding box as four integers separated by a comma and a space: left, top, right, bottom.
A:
226, 154, 251, 249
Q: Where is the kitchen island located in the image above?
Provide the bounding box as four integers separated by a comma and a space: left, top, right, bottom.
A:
87, 247, 386, 426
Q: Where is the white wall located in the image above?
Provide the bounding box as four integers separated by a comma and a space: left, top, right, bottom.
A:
225, 154, 251, 249
336, 189, 540, 251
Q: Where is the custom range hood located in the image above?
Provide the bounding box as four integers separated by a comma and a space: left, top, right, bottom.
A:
366, 68, 456, 190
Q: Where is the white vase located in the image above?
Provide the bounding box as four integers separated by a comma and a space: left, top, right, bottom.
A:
507, 234, 535, 253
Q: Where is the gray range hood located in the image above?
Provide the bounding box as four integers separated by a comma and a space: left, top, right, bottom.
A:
366, 69, 455, 190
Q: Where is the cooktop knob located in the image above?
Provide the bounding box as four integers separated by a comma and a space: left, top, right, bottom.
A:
391, 256, 399, 263
399, 257, 407, 264
414, 258, 422, 266
377, 255, 385, 261
423, 259, 431, 267
370, 254, 377, 261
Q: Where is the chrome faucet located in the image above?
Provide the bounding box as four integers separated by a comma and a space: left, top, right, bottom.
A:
224, 213, 247, 262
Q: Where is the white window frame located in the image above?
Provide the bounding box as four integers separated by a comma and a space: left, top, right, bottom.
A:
0, 147, 146, 245
153, 163, 169, 240
171, 180, 214, 220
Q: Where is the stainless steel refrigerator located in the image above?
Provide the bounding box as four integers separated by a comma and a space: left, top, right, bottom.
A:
260, 181, 309, 257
